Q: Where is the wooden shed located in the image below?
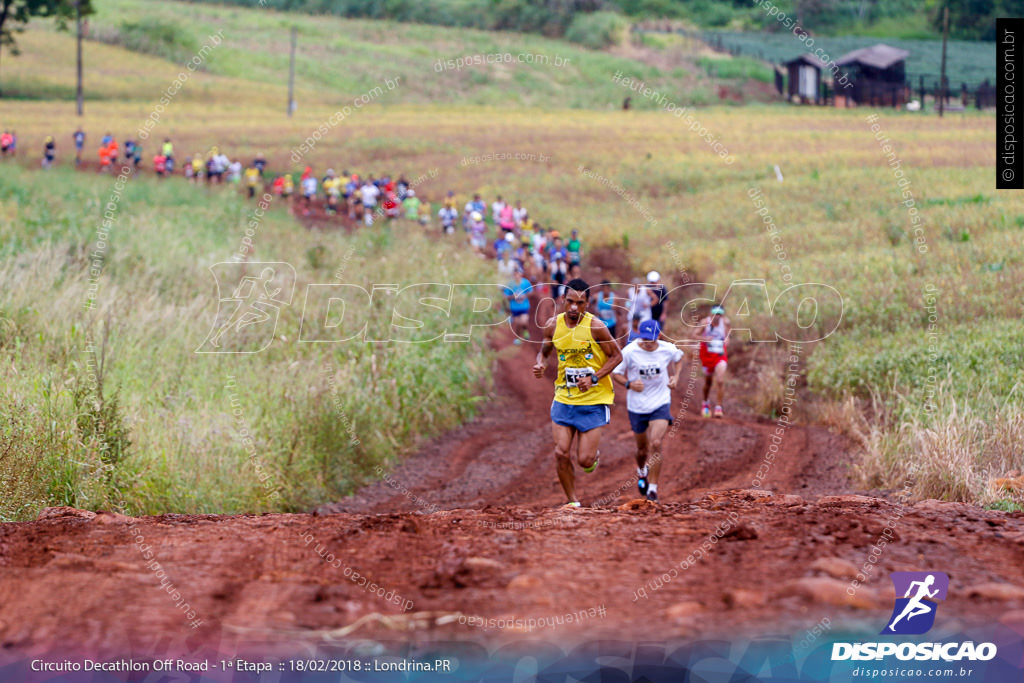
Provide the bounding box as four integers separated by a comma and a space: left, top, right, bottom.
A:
784, 53, 826, 104
835, 44, 910, 108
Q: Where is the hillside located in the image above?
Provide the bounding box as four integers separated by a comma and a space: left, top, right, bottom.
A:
1, 0, 724, 109
184, 0, 947, 41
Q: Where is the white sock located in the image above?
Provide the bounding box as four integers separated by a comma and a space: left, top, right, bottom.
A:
637, 465, 648, 478
648, 483, 658, 494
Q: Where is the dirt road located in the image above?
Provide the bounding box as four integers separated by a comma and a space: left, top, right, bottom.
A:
2, 243, 1024, 680
3, 328, 1024, 667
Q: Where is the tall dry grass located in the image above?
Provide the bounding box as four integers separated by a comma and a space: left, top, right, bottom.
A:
0, 164, 500, 519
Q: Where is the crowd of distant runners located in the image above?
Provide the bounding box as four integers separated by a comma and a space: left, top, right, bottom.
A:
9, 128, 734, 510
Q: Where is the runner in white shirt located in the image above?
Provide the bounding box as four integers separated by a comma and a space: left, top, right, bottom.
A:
491, 196, 506, 224
301, 175, 318, 201
360, 182, 380, 226
438, 206, 458, 234
628, 282, 653, 323
612, 320, 683, 502
512, 200, 528, 226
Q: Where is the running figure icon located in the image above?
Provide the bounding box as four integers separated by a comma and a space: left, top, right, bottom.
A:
887, 574, 939, 632
881, 571, 949, 635
197, 262, 296, 354
209, 267, 282, 348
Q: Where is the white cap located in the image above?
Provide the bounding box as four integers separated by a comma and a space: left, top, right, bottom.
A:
505, 232, 515, 242
471, 211, 482, 221
647, 271, 660, 283
407, 189, 415, 197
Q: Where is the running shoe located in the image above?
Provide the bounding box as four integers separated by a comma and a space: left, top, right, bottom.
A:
583, 456, 599, 473
562, 501, 581, 509
702, 402, 711, 418
513, 338, 522, 345
646, 489, 658, 503
637, 475, 649, 496
714, 405, 724, 419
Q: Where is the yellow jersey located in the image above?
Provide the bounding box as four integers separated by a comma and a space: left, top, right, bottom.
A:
553, 312, 614, 406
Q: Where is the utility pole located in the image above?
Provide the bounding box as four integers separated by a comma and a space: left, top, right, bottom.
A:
76, 0, 84, 116
288, 27, 296, 117
939, 5, 949, 117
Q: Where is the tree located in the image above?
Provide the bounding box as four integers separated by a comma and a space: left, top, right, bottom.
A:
0, 0, 94, 95
927, 0, 1024, 40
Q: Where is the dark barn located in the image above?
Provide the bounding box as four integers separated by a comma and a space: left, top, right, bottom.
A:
784, 53, 826, 104
835, 44, 909, 108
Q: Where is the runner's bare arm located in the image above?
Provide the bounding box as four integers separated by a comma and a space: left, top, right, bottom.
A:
611, 358, 629, 387
532, 316, 557, 378
694, 316, 710, 341
668, 359, 682, 388
579, 317, 622, 389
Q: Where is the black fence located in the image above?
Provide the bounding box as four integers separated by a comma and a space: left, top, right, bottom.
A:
826, 76, 995, 110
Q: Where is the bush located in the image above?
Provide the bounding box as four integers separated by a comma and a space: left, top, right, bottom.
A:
0, 395, 52, 521
0, 387, 121, 521
91, 18, 201, 64
689, 0, 737, 28
565, 11, 630, 50
72, 383, 132, 468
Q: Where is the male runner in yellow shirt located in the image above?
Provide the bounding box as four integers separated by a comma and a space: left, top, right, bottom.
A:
534, 278, 622, 508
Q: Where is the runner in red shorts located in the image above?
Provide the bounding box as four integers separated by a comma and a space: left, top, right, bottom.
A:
695, 304, 730, 418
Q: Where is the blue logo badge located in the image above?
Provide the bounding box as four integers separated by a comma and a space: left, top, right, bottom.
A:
881, 572, 949, 635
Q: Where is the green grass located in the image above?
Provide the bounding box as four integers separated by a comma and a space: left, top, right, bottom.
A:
0, 0, 790, 111
987, 500, 1024, 513
834, 14, 939, 41
697, 55, 773, 83
61, 0, 688, 110
185, 0, 945, 43
0, 164, 498, 520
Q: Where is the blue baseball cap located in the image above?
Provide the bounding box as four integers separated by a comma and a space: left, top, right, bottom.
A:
638, 319, 660, 340
711, 305, 725, 316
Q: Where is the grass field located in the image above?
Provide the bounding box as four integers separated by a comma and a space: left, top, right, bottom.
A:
0, 0, 1020, 518
0, 163, 500, 521
2, 0, 712, 109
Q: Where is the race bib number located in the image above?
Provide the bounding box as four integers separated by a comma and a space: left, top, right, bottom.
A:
565, 367, 595, 387
706, 339, 725, 354
638, 364, 661, 378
